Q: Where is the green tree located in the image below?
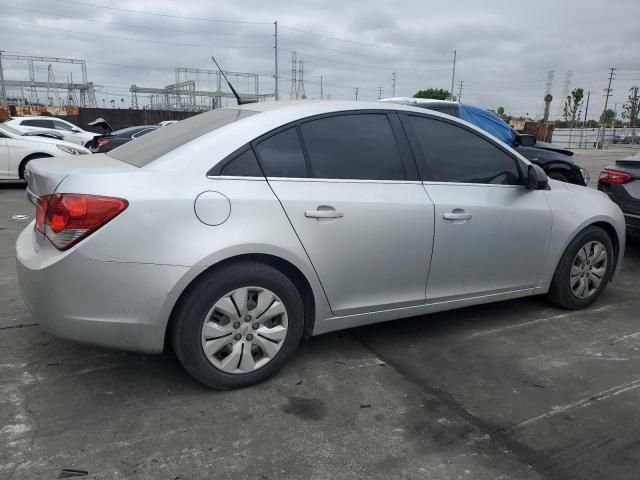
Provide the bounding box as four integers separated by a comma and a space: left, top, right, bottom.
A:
414, 88, 451, 100
600, 109, 615, 126
562, 88, 584, 126
622, 86, 640, 127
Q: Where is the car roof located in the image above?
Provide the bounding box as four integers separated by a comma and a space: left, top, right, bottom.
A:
11, 116, 69, 120
111, 126, 158, 135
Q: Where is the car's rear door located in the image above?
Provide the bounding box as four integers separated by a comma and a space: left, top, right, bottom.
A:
402, 113, 552, 302
256, 112, 435, 316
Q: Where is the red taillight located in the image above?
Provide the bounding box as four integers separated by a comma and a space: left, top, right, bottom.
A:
96, 138, 110, 148
35, 194, 128, 250
598, 168, 633, 185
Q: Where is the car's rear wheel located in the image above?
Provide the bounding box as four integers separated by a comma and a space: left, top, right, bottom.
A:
171, 261, 304, 389
546, 226, 613, 309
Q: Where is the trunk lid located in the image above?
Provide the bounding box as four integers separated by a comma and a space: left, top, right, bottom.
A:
25, 154, 137, 199
614, 154, 640, 179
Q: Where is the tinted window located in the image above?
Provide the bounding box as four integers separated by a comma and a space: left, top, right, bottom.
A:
107, 108, 258, 167
408, 116, 521, 185
300, 114, 405, 180
420, 106, 459, 117
219, 148, 263, 177
52, 120, 74, 131
22, 119, 55, 129
255, 127, 307, 178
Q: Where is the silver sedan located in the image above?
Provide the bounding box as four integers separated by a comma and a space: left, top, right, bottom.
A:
16, 101, 625, 389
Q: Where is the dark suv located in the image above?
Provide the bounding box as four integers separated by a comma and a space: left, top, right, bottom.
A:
381, 98, 589, 186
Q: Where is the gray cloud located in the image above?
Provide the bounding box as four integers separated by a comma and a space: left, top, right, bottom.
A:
1, 0, 639, 118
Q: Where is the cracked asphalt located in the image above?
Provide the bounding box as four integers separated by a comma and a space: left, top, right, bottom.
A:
1, 147, 639, 479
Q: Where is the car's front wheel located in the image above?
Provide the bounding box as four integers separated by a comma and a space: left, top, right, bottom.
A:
171, 261, 304, 389
546, 226, 614, 309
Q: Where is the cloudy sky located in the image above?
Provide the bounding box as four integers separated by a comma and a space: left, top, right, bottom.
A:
2, 0, 639, 119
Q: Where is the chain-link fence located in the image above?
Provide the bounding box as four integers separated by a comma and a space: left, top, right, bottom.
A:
550, 127, 640, 149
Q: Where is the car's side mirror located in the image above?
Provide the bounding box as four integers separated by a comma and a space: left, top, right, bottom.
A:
518, 134, 536, 147
71, 128, 81, 133
527, 164, 549, 190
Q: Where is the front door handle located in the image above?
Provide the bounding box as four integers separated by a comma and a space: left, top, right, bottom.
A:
443, 211, 472, 221
305, 210, 344, 219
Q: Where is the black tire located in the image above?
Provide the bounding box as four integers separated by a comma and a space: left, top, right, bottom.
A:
546, 226, 614, 309
19, 154, 51, 180
171, 260, 304, 389
548, 171, 568, 182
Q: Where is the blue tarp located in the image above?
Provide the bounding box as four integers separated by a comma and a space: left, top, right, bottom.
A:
458, 104, 516, 148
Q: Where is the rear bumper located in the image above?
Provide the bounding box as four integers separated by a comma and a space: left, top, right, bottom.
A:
16, 224, 189, 353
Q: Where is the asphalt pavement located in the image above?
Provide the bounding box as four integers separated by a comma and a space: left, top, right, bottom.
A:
1, 147, 639, 480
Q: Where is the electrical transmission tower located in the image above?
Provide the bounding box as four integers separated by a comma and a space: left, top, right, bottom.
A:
377, 86, 384, 99
457, 81, 464, 102
354, 87, 359, 100
290, 51, 298, 99
297, 57, 306, 99
597, 67, 616, 149
391, 72, 396, 97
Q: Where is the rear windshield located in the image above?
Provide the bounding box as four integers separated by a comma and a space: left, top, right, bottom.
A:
107, 108, 258, 167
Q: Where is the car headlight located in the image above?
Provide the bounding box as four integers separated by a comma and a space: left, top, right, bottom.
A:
579, 167, 590, 185
56, 144, 88, 155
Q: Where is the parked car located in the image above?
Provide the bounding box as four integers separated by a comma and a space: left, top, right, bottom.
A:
88, 126, 160, 153
17, 101, 625, 389
0, 122, 90, 180
4, 116, 97, 147
380, 98, 589, 185
598, 153, 640, 233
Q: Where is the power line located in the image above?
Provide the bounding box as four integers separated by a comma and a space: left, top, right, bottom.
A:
0, 19, 271, 50
1, 4, 272, 37
281, 49, 449, 74
279, 24, 437, 52
278, 36, 447, 64
50, 0, 271, 24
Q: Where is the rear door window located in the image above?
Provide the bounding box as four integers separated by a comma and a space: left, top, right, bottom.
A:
300, 114, 406, 180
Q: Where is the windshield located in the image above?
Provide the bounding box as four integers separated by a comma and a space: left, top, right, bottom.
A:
107, 108, 259, 167
0, 123, 23, 137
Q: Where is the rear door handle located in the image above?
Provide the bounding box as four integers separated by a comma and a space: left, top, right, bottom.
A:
443, 211, 472, 221
305, 210, 344, 219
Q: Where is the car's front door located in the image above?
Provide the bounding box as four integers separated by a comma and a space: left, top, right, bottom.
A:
255, 113, 435, 316
403, 114, 552, 302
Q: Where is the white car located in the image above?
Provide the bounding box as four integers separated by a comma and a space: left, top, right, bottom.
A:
158, 120, 179, 127
4, 116, 97, 146
0, 123, 91, 180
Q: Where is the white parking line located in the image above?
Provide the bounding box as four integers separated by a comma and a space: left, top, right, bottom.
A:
516, 377, 640, 428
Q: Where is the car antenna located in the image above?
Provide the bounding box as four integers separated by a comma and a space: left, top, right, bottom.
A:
211, 56, 257, 105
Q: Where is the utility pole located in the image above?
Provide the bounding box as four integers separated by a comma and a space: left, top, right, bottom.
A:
450, 50, 456, 101
457, 80, 464, 103
354, 87, 359, 101
579, 90, 590, 149
391, 72, 396, 97
274, 21, 279, 101
598, 67, 616, 149
0, 50, 6, 106
320, 75, 323, 100
377, 86, 384, 99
